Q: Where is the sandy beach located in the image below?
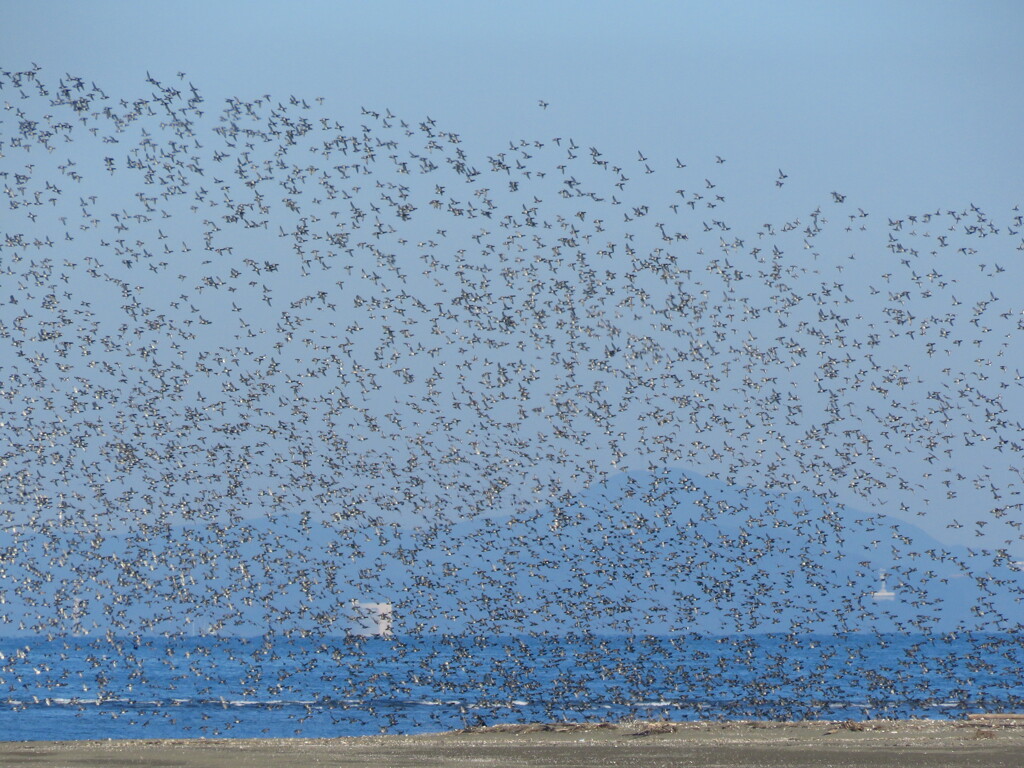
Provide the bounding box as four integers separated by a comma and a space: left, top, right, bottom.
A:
3, 717, 1023, 768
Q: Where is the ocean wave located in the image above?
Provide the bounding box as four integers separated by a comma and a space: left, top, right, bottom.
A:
5, 695, 1016, 712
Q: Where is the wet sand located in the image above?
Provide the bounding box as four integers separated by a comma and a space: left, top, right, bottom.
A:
3, 717, 1023, 768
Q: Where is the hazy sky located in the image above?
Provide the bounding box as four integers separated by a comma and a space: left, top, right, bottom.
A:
3, 2, 1023, 555
4, 0, 1021, 214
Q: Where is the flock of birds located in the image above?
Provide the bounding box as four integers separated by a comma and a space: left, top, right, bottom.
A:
0, 64, 1022, 727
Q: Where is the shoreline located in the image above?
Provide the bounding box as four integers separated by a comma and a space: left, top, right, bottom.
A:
3, 718, 1023, 768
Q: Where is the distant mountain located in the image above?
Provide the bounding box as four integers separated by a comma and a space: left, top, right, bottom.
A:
3, 468, 1020, 637
395, 468, 1021, 635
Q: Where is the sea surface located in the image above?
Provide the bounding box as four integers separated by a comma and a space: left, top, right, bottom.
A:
1, 633, 1021, 740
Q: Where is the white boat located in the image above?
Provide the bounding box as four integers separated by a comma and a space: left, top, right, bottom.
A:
871, 570, 895, 601
346, 600, 394, 637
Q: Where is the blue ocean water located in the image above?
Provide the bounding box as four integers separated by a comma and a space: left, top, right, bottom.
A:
1, 633, 1021, 741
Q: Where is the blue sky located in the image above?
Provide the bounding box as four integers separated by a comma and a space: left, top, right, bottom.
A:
2, 1, 1023, 567
5, 0, 1021, 216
